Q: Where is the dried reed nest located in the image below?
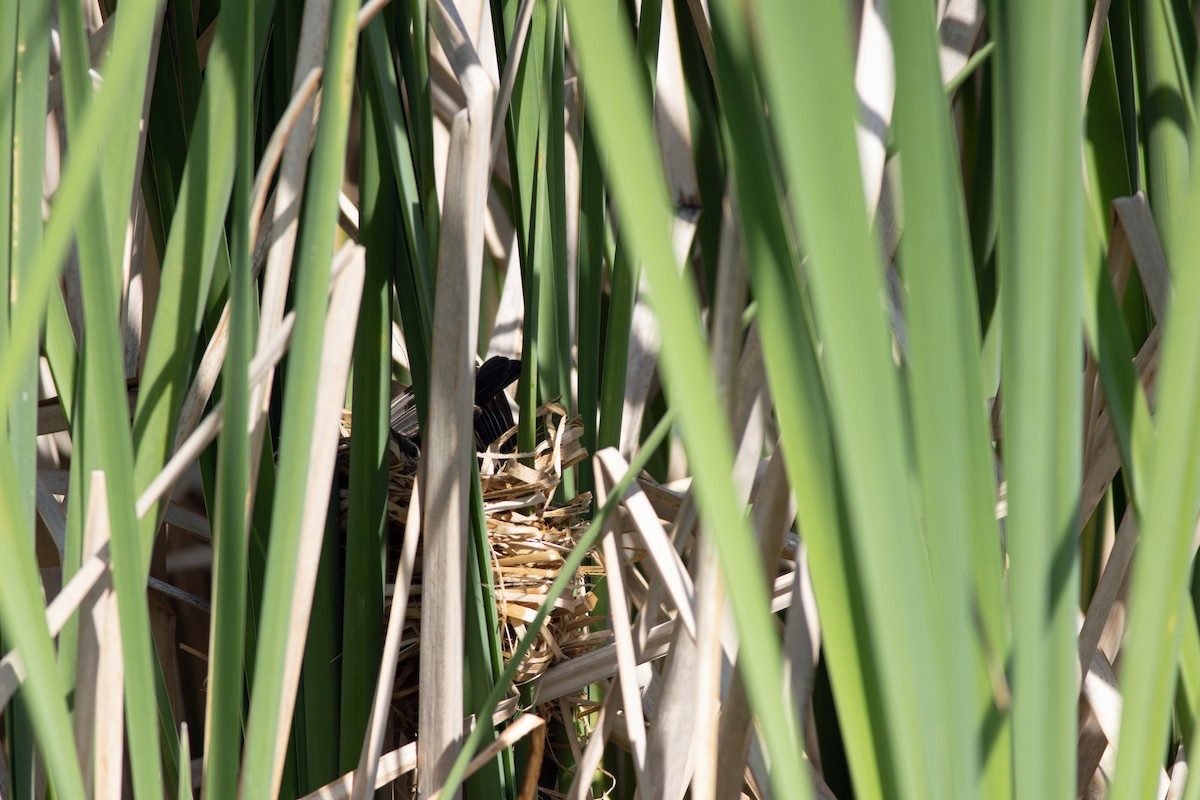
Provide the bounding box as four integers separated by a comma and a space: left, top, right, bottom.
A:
336, 400, 598, 737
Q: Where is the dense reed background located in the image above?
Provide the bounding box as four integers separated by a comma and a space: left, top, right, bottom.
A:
1, 0, 1199, 798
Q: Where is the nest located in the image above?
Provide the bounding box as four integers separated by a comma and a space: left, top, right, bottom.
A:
336, 400, 598, 738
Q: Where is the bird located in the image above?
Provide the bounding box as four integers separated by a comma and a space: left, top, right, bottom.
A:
388, 356, 522, 458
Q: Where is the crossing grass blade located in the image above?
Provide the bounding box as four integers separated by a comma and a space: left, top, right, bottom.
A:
463, 471, 513, 800
396, 0, 440, 261
201, 0, 255, 793
991, 3, 1084, 797
362, 15, 434, 404
0, 0, 13, 341
1111, 82, 1200, 800
489, 0, 550, 454
55, 0, 170, 792
0, 467, 87, 798
563, 3, 808, 797
672, 0, 724, 303
8, 0, 46, 550
539, 0, 574, 460
339, 48, 394, 774
0, 48, 29, 800
743, 0, 951, 794
131, 0, 279, 562
238, 0, 362, 793
891, 3, 1007, 797
700, 5, 887, 796
596, 0, 660, 457
575, 117, 604, 495
0, 16, 87, 791
1134, 0, 1192, 259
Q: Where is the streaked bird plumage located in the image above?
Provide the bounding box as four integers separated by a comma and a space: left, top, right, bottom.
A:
388, 356, 521, 455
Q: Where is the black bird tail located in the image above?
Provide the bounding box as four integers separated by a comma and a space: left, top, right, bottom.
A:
388, 356, 521, 453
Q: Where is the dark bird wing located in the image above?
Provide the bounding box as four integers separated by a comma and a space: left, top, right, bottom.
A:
388, 356, 521, 451
473, 356, 521, 452
474, 392, 517, 452
389, 386, 420, 441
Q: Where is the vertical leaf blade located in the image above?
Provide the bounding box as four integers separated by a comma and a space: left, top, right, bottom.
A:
992, 3, 1084, 797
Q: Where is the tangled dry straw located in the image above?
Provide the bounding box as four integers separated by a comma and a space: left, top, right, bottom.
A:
337, 400, 600, 736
